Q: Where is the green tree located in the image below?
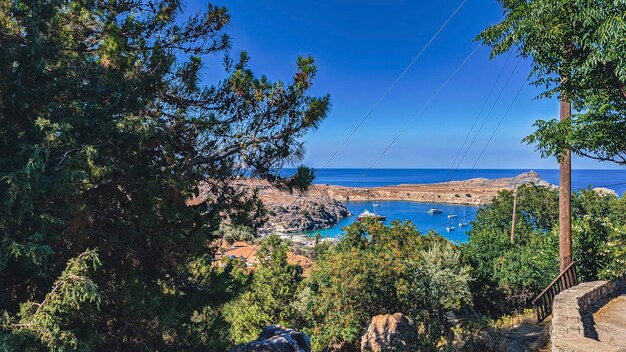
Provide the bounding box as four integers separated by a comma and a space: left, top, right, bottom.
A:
463, 185, 626, 313
224, 234, 303, 344
402, 242, 472, 346
0, 0, 328, 349
218, 224, 255, 246
462, 184, 560, 311
479, 0, 626, 165
308, 220, 471, 351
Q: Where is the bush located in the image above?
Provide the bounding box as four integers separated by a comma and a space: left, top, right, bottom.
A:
223, 235, 302, 344
306, 220, 471, 351
218, 224, 255, 246
463, 185, 626, 314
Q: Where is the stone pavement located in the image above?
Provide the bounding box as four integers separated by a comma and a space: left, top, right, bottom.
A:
593, 293, 626, 350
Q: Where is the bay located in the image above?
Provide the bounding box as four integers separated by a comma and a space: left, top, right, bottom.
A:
286, 168, 625, 242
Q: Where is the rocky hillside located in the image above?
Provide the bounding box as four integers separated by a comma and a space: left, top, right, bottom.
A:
313, 171, 553, 206
189, 180, 351, 233
255, 182, 351, 233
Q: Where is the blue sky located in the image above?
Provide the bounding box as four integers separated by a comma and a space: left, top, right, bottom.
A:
193, 1, 621, 170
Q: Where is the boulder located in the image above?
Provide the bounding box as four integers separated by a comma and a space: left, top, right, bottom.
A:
231, 325, 311, 352
360, 313, 417, 352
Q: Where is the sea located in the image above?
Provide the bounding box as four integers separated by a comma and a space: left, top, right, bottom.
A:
289, 169, 626, 243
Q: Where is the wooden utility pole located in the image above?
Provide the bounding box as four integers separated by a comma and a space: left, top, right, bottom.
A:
559, 99, 572, 273
510, 186, 518, 244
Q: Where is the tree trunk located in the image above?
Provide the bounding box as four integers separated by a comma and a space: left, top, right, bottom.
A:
559, 99, 572, 273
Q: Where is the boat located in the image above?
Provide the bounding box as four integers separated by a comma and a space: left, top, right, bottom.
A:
458, 222, 468, 227
357, 209, 387, 221
428, 208, 443, 215
373, 203, 380, 207
447, 214, 458, 219
446, 226, 456, 232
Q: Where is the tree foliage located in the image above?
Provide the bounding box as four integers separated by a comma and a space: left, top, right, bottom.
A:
0, 0, 329, 349
463, 185, 626, 314
479, 0, 626, 165
224, 234, 303, 344
307, 220, 471, 351
1, 250, 101, 351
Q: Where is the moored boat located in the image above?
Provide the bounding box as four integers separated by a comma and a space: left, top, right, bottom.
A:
447, 214, 458, 219
357, 209, 387, 221
428, 208, 443, 215
446, 226, 456, 232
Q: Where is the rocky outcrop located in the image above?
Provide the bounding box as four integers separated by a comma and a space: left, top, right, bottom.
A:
190, 180, 351, 233
231, 325, 311, 352
593, 187, 619, 197
247, 181, 350, 233
263, 197, 350, 233
360, 313, 417, 352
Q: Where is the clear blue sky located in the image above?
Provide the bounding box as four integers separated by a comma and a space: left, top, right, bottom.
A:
192, 0, 620, 170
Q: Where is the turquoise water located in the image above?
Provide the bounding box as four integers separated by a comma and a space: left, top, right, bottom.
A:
305, 200, 480, 243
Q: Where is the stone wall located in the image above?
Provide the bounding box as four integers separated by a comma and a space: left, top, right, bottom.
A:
551, 277, 625, 352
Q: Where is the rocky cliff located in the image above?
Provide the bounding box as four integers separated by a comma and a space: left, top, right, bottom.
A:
256, 182, 351, 233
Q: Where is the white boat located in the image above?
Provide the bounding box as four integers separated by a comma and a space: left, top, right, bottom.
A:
357, 209, 387, 221
458, 222, 468, 227
446, 226, 456, 232
447, 214, 458, 219
373, 203, 380, 207
428, 208, 443, 215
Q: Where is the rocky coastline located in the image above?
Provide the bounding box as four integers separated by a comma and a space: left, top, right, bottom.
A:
257, 171, 553, 233
194, 171, 553, 234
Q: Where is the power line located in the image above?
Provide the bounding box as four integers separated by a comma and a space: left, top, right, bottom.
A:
444, 52, 513, 181
446, 58, 523, 182
244, 2, 469, 262
320, 0, 468, 170
349, 43, 482, 189
464, 79, 527, 179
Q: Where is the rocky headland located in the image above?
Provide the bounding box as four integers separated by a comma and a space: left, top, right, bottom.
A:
313, 171, 553, 206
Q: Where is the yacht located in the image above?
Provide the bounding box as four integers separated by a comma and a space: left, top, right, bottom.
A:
428, 208, 443, 215
458, 222, 468, 227
447, 214, 458, 219
357, 209, 387, 221
446, 226, 456, 232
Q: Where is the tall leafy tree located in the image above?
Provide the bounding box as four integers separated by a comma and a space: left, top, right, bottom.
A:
0, 0, 329, 349
478, 0, 626, 165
